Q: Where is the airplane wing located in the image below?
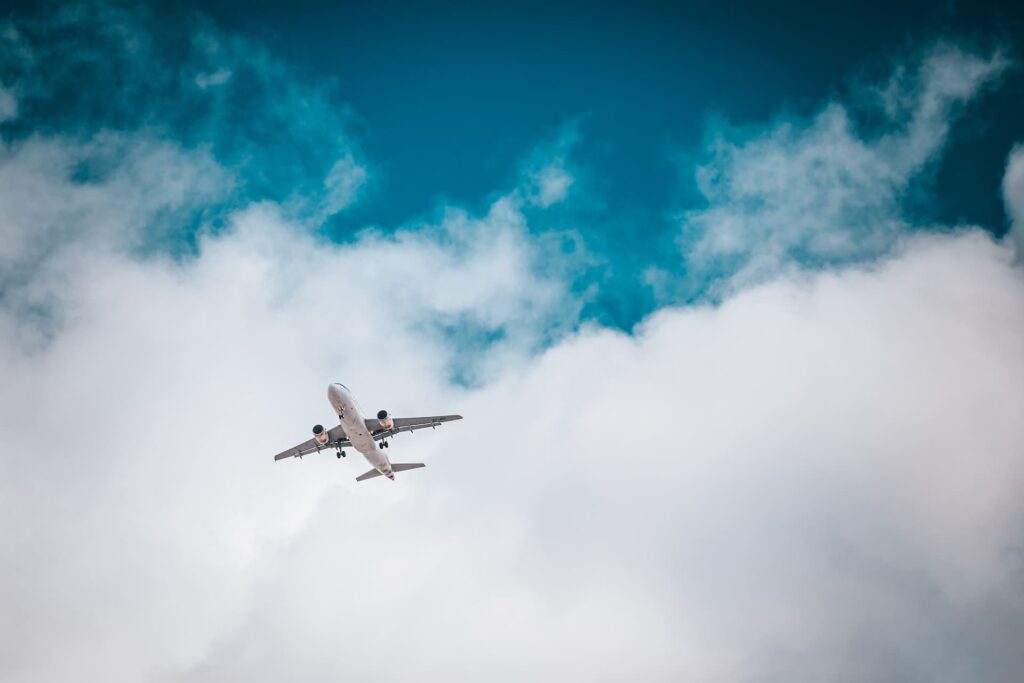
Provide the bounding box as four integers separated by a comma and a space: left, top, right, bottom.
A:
364, 415, 463, 440
273, 424, 351, 461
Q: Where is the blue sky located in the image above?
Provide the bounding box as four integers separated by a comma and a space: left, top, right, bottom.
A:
2, 3, 1024, 681
198, 1, 1024, 261
190, 0, 1022, 224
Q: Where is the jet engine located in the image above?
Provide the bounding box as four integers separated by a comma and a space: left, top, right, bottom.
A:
312, 424, 329, 446
376, 410, 394, 430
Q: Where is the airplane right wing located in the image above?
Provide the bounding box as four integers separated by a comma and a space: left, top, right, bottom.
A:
364, 414, 463, 440
273, 424, 351, 461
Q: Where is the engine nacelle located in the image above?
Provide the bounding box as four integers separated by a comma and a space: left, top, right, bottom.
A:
376, 410, 394, 430
312, 424, 329, 446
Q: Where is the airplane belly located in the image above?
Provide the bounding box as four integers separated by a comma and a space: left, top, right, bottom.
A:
361, 447, 388, 470
342, 416, 389, 470
355, 438, 385, 468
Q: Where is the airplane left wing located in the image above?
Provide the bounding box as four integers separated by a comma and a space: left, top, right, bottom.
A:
364, 414, 463, 440
273, 424, 351, 461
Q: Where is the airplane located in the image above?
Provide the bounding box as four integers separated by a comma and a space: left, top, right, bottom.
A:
273, 382, 462, 481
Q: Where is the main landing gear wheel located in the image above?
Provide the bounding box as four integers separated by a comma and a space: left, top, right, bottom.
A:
337, 450, 345, 459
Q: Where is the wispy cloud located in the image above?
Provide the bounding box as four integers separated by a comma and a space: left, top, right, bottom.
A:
1004, 144, 1024, 260
519, 123, 580, 208
676, 43, 1008, 295
0, 0, 366, 224
0, 132, 230, 281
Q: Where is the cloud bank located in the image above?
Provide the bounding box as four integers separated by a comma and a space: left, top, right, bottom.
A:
2, 218, 1022, 682
1, 4, 1023, 682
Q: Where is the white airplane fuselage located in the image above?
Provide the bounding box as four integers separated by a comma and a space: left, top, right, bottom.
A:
327, 383, 394, 479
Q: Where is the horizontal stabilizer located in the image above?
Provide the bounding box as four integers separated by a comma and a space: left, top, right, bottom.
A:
355, 463, 425, 482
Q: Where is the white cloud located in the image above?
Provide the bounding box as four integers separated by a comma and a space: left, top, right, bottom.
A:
194, 68, 232, 90
0, 132, 231, 283
186, 230, 1024, 682
2, 217, 1022, 681
1003, 144, 1024, 260
680, 44, 1008, 293
0, 183, 577, 680
318, 154, 367, 219
528, 162, 574, 207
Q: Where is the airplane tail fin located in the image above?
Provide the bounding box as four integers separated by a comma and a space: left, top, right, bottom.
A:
355, 463, 425, 482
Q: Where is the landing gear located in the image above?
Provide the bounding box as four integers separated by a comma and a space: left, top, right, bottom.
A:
337, 449, 346, 459
379, 440, 390, 449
